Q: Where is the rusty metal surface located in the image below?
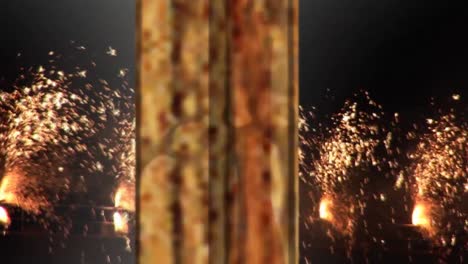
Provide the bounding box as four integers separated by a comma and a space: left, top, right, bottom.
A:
138, 1, 298, 263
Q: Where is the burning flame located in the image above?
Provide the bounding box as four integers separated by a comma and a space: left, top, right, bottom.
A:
114, 183, 135, 212
113, 183, 133, 234
0, 171, 46, 213
0, 206, 10, 226
317, 195, 355, 236
319, 197, 333, 221
0, 175, 17, 205
412, 202, 431, 228
411, 202, 433, 236
113, 211, 128, 234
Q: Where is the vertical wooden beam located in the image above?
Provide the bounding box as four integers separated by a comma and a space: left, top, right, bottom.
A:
208, 1, 229, 263
139, 1, 298, 263
139, 1, 210, 264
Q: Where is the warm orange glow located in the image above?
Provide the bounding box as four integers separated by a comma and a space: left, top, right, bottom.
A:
114, 183, 135, 212
113, 211, 128, 234
0, 174, 17, 205
0, 206, 10, 226
319, 197, 333, 221
412, 202, 431, 228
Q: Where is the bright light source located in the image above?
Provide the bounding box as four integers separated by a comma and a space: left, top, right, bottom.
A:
0, 206, 10, 226
113, 211, 128, 234
412, 202, 431, 228
319, 197, 333, 221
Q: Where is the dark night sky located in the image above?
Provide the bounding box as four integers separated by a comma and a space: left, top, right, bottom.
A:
300, 0, 468, 117
0, 0, 135, 89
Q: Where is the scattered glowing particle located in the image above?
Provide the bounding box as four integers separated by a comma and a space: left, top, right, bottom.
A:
118, 69, 128, 77
379, 194, 386, 202
450, 236, 456, 246
106, 46, 117, 56
78, 70, 87, 77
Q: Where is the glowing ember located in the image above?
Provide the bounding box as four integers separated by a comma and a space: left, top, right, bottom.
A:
114, 181, 135, 212
0, 175, 17, 205
113, 211, 128, 234
412, 202, 431, 228
0, 206, 10, 226
319, 197, 333, 221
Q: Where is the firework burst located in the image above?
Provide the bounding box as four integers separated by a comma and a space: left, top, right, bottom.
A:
409, 112, 467, 242
301, 92, 399, 237
0, 49, 135, 226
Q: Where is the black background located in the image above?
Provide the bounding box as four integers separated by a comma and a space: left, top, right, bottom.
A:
0, 0, 135, 90
300, 0, 467, 116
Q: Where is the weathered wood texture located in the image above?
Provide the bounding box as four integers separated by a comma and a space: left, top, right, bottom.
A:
139, 0, 298, 263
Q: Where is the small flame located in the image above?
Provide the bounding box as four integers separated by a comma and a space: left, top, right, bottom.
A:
0, 206, 10, 226
113, 211, 128, 234
0, 175, 17, 205
0, 172, 43, 213
114, 182, 135, 212
412, 202, 431, 228
319, 197, 333, 221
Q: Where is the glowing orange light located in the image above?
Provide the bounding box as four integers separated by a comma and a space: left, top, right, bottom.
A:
114, 183, 135, 212
412, 202, 431, 228
0, 206, 10, 226
319, 197, 333, 221
0, 175, 17, 205
113, 211, 128, 234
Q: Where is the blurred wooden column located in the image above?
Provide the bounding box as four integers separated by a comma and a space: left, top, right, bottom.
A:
138, 0, 298, 263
